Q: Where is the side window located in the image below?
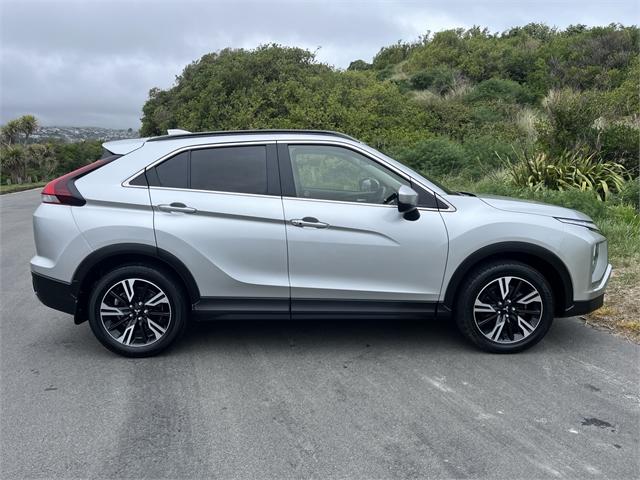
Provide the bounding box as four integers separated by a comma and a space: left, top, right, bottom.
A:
288, 145, 408, 204
191, 146, 267, 194
147, 151, 189, 189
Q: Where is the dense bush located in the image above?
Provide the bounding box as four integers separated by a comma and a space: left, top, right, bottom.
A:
396, 137, 469, 178
598, 123, 640, 174
465, 78, 535, 104
409, 66, 457, 94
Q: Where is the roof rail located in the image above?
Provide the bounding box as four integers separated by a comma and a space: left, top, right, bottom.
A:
146, 129, 361, 143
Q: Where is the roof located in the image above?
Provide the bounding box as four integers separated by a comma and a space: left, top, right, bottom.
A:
145, 129, 361, 143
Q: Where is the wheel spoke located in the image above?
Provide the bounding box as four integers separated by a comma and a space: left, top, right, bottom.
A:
477, 312, 498, 327
147, 318, 167, 340
474, 299, 496, 314
497, 277, 512, 299
100, 303, 126, 316
517, 315, 536, 336
145, 291, 168, 307
517, 290, 542, 305
120, 279, 136, 302
117, 322, 136, 346
487, 314, 506, 341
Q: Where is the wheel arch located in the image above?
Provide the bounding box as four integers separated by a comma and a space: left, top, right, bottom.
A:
443, 242, 573, 316
71, 243, 200, 324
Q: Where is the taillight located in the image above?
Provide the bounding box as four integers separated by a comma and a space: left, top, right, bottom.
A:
41, 159, 109, 206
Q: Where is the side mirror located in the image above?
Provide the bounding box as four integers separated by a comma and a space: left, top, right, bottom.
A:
397, 185, 420, 221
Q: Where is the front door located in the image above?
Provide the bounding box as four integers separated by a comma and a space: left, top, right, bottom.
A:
279, 143, 449, 318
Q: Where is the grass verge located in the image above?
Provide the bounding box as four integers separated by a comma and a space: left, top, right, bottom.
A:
0, 182, 46, 195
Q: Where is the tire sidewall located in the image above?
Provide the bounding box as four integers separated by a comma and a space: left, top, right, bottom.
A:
88, 265, 187, 357
457, 262, 554, 353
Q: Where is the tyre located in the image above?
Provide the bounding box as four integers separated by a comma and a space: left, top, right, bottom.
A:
455, 261, 554, 353
88, 264, 188, 357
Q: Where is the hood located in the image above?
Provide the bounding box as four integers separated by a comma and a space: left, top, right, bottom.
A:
478, 194, 592, 221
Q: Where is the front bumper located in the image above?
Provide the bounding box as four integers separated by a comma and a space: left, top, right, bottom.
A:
32, 272, 76, 315
560, 263, 612, 317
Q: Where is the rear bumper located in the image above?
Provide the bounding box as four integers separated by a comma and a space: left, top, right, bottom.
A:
32, 272, 76, 315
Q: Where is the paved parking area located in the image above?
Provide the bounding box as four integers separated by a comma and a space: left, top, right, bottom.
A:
1, 189, 638, 479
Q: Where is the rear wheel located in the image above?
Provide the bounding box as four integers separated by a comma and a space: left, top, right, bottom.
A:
88, 265, 188, 357
455, 261, 554, 353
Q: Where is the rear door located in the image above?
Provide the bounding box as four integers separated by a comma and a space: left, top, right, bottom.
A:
147, 142, 289, 317
278, 142, 449, 318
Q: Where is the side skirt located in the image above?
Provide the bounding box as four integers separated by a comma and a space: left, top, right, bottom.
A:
191, 298, 442, 321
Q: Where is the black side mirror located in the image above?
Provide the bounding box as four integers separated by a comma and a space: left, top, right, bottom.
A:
397, 185, 420, 221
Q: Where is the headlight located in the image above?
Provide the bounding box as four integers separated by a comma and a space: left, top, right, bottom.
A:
555, 217, 600, 232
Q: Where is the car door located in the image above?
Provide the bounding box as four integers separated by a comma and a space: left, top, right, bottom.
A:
147, 142, 290, 317
278, 142, 449, 318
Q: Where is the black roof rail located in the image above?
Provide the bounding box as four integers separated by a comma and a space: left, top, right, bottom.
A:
146, 129, 361, 143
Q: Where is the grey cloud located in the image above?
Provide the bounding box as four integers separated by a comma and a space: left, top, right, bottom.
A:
1, 0, 637, 128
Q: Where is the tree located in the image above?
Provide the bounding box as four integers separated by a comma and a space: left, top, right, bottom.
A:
19, 115, 38, 144
0, 145, 27, 183
28, 143, 57, 179
1, 119, 22, 146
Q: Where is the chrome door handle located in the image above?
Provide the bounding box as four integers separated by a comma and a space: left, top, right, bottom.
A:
157, 203, 197, 214
290, 217, 329, 229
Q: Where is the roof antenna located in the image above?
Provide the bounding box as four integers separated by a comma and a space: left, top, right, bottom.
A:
167, 129, 191, 135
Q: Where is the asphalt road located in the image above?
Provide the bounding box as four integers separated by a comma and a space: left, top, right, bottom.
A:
1, 189, 639, 480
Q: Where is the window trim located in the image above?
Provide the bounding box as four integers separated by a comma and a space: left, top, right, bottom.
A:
122, 140, 280, 197
278, 140, 455, 212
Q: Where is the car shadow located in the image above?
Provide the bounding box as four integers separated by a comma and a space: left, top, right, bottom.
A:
176, 316, 463, 352
171, 315, 599, 357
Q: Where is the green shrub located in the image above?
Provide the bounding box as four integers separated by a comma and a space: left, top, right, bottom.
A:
409, 66, 457, 94
502, 148, 627, 199
465, 78, 535, 104
598, 123, 639, 175
397, 137, 468, 178
460, 135, 514, 176
614, 178, 640, 210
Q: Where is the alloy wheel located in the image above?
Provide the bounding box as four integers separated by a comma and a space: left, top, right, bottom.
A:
99, 278, 172, 347
473, 276, 543, 344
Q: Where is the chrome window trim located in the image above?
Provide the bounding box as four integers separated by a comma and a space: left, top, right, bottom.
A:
147, 185, 281, 200
121, 137, 456, 211
121, 140, 276, 188
282, 195, 441, 212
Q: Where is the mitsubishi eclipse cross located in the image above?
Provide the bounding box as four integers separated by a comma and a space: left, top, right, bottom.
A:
31, 129, 611, 356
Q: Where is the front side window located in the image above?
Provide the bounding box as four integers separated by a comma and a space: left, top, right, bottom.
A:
288, 145, 408, 204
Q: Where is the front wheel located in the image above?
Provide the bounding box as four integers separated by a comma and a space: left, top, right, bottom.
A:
455, 261, 554, 353
88, 265, 188, 357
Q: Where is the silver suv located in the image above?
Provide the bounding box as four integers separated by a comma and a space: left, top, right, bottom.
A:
31, 130, 611, 356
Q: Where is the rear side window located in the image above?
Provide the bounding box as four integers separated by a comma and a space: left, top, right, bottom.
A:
147, 151, 189, 189
191, 146, 267, 194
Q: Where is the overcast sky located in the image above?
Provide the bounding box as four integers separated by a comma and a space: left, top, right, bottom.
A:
1, 0, 637, 129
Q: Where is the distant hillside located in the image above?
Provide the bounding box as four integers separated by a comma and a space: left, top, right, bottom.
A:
30, 126, 138, 143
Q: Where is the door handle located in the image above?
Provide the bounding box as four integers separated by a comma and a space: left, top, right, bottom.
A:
157, 202, 197, 214
290, 217, 329, 229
